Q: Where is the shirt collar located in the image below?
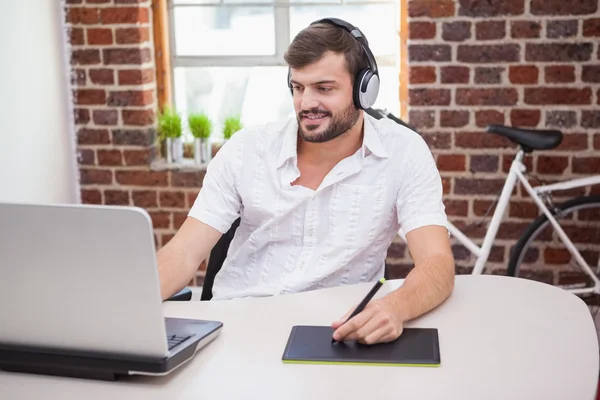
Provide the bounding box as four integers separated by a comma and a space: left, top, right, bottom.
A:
362, 113, 389, 159
276, 118, 299, 169
276, 112, 389, 169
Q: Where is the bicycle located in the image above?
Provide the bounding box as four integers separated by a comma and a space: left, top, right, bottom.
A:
446, 125, 600, 287
368, 108, 600, 334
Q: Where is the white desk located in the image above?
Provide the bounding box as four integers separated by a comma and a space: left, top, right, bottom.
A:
1, 275, 598, 399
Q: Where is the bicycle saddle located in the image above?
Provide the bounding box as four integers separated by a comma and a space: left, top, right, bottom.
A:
486, 124, 563, 152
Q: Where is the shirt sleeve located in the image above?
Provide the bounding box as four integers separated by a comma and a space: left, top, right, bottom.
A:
188, 132, 244, 234
395, 136, 448, 235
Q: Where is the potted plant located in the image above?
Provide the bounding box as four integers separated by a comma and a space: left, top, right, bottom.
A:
222, 115, 243, 143
188, 112, 212, 164
157, 106, 183, 163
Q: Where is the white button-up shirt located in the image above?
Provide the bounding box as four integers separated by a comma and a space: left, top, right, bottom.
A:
189, 113, 447, 300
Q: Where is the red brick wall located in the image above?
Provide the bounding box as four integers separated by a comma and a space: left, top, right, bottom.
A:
391, 0, 600, 282
64, 0, 205, 284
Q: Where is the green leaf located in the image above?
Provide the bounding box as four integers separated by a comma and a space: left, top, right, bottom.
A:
156, 106, 182, 139
222, 115, 243, 140
188, 112, 212, 139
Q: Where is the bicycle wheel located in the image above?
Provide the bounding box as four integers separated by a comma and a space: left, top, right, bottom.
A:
507, 195, 600, 280
507, 195, 600, 341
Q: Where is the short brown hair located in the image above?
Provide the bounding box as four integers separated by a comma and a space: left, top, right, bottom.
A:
284, 23, 368, 82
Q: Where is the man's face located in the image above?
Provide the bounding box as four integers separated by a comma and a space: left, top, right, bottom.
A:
289, 51, 360, 143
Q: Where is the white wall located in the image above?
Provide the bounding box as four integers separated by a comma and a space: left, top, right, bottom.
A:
0, 1, 79, 204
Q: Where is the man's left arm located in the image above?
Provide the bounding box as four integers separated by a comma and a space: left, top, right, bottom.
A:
331, 226, 455, 344
386, 225, 455, 324
332, 135, 455, 344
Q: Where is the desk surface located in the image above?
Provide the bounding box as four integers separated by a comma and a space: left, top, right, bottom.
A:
1, 275, 598, 399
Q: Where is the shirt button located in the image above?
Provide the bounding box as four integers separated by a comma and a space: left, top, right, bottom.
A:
308, 229, 314, 236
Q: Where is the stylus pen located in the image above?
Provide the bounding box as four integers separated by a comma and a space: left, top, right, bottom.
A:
332, 277, 386, 343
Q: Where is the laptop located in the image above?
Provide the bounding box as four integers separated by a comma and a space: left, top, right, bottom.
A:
0, 202, 223, 380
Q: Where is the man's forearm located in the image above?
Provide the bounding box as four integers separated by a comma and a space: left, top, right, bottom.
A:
156, 217, 223, 301
386, 253, 455, 322
157, 242, 196, 301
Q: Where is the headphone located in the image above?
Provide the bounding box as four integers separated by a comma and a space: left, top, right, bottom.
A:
287, 17, 380, 110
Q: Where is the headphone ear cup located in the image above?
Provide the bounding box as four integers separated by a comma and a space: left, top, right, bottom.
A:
353, 69, 369, 109
356, 69, 379, 109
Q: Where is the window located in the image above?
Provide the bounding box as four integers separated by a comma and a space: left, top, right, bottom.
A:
168, 0, 400, 142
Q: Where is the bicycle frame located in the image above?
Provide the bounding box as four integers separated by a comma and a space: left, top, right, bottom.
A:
441, 150, 600, 294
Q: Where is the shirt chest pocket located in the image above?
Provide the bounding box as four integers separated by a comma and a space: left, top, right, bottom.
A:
327, 183, 388, 248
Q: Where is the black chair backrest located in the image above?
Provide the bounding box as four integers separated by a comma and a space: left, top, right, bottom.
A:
365, 107, 419, 135
201, 218, 241, 300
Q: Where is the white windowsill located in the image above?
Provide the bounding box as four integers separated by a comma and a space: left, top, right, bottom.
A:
150, 158, 209, 172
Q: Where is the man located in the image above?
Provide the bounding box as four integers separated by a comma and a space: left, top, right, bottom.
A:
157, 18, 455, 345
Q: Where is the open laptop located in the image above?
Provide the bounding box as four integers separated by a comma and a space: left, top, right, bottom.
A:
0, 202, 223, 380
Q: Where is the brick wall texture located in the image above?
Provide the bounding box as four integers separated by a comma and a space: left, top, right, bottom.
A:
64, 0, 205, 284
401, 0, 600, 284
64, 0, 600, 287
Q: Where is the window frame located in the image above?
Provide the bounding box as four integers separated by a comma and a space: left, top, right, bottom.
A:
154, 0, 407, 119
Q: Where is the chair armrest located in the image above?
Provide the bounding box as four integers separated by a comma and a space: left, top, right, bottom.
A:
165, 287, 192, 301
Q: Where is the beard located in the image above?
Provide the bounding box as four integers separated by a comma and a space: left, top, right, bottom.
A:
296, 102, 360, 143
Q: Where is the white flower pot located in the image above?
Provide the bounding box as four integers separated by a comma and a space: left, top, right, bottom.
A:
171, 138, 184, 163
194, 138, 211, 164
165, 138, 173, 163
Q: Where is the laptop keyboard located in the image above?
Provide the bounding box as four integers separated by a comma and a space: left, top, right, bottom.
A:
167, 334, 191, 350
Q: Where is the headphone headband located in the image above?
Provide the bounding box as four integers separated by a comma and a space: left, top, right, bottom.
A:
309, 18, 378, 76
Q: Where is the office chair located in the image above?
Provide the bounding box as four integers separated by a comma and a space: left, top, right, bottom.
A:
365, 107, 418, 133
200, 218, 241, 301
